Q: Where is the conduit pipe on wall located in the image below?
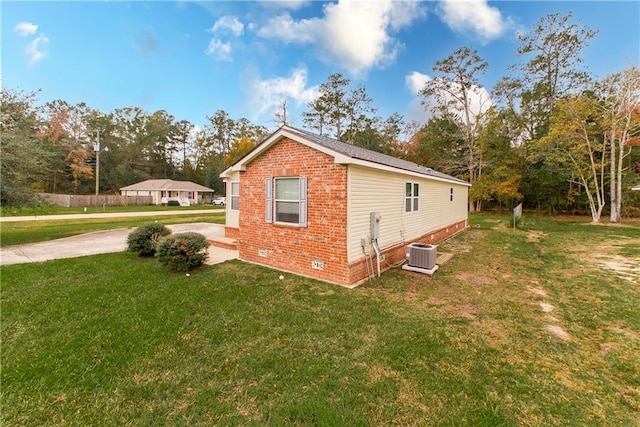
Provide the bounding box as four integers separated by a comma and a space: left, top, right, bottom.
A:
372, 240, 381, 278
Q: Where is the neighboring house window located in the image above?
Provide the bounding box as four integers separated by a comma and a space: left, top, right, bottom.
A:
231, 182, 239, 210
265, 177, 307, 226
450, 188, 453, 201
405, 182, 419, 212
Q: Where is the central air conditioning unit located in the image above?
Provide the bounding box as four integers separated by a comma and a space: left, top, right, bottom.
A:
402, 243, 439, 275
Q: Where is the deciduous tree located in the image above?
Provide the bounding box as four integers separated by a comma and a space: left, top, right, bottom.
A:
537, 94, 607, 222
419, 46, 490, 211
595, 66, 640, 222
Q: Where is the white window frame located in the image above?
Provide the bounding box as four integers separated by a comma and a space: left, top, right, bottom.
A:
405, 182, 419, 213
265, 177, 307, 227
230, 182, 239, 210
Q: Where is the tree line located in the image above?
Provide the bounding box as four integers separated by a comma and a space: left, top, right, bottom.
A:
1, 95, 270, 207
2, 12, 639, 221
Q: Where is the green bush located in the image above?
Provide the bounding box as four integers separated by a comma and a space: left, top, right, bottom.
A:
126, 222, 172, 257
167, 200, 180, 206
157, 232, 210, 272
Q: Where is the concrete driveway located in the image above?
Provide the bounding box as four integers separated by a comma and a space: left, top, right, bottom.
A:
0, 223, 238, 266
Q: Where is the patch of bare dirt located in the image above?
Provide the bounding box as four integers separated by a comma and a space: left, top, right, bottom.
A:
545, 324, 572, 341
528, 287, 547, 297
540, 302, 554, 313
570, 238, 640, 284
456, 272, 498, 285
594, 255, 640, 283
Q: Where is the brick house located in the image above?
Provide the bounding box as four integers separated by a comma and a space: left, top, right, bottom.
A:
218, 125, 470, 287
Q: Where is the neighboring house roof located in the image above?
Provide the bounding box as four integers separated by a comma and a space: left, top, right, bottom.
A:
221, 125, 470, 186
120, 179, 214, 192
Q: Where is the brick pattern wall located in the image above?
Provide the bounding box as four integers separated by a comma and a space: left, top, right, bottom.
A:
238, 138, 351, 285
224, 226, 239, 239
348, 219, 468, 284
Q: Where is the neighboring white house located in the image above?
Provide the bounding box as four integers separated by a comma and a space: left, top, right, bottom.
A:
120, 179, 214, 206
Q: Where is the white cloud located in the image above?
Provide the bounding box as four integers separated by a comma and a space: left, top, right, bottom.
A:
404, 71, 492, 123
257, 0, 426, 77
211, 16, 244, 37
405, 71, 432, 95
205, 38, 232, 61
260, 0, 310, 11
437, 0, 511, 44
257, 12, 317, 43
26, 34, 49, 65
250, 66, 320, 119
15, 22, 38, 36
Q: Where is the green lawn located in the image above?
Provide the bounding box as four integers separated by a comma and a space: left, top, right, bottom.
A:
0, 213, 225, 247
0, 204, 221, 217
2, 214, 639, 425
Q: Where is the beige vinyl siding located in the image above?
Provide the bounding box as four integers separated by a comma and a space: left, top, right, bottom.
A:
225, 172, 240, 228
347, 165, 468, 262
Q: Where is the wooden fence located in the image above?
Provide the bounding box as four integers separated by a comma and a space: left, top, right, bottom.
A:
42, 193, 152, 207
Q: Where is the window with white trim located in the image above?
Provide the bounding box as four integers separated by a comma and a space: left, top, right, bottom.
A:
230, 182, 239, 210
265, 177, 307, 226
405, 182, 419, 212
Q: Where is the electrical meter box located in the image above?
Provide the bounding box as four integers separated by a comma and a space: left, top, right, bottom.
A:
370, 211, 381, 240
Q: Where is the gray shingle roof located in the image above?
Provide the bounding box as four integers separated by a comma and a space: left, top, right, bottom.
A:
282, 125, 469, 185
120, 179, 214, 192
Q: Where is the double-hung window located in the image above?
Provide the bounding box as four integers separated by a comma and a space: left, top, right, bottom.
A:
405, 182, 419, 212
265, 177, 307, 226
230, 182, 239, 210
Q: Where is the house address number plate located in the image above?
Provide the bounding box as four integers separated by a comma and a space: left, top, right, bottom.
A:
312, 261, 324, 270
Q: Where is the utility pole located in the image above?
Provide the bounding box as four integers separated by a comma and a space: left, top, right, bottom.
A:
94, 130, 108, 208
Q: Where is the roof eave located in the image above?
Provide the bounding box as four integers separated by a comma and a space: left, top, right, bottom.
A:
220, 126, 347, 178
345, 158, 471, 186
219, 125, 470, 187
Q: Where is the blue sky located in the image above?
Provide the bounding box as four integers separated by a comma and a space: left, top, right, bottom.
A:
3, 1, 639, 132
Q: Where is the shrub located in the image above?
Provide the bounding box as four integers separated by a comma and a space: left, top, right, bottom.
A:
167, 200, 180, 206
126, 222, 172, 257
157, 232, 210, 272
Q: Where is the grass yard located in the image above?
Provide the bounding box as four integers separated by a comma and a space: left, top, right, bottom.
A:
0, 204, 222, 217
0, 212, 225, 247
2, 214, 639, 425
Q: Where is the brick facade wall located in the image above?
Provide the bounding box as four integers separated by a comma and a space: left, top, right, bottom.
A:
238, 138, 351, 285
224, 226, 239, 239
